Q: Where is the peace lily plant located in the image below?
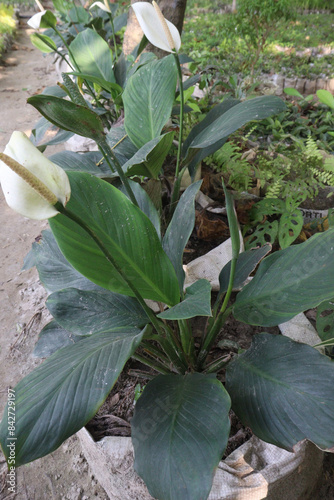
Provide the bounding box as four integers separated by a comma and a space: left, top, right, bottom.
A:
1, 2, 334, 500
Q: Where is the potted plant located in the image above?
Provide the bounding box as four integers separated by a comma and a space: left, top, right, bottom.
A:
1, 3, 334, 500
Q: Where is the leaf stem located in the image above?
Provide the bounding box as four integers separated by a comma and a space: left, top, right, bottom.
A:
108, 13, 118, 61
54, 202, 165, 336
170, 53, 185, 209
51, 25, 102, 107
203, 354, 231, 374
98, 140, 139, 207
131, 354, 171, 374
178, 319, 196, 367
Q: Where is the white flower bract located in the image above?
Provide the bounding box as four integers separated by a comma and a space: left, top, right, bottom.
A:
132, 2, 181, 53
27, 10, 47, 29
0, 132, 71, 220
89, 1, 111, 13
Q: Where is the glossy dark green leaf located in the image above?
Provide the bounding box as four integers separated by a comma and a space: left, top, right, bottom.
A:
49, 172, 180, 305
0, 328, 144, 466
122, 132, 174, 179
316, 298, 334, 341
27, 230, 100, 293
106, 125, 138, 162
278, 209, 304, 249
219, 244, 271, 296
226, 333, 334, 451
69, 29, 115, 81
33, 320, 82, 358
27, 95, 105, 142
189, 96, 285, 150
118, 179, 160, 238
49, 151, 109, 177
123, 55, 177, 148
47, 288, 148, 335
132, 373, 231, 500
163, 181, 202, 291
234, 228, 334, 326
69, 72, 122, 94
182, 99, 239, 175
158, 280, 212, 320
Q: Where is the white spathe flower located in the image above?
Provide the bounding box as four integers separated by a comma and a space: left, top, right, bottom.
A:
132, 1, 181, 53
90, 1, 111, 13
0, 132, 71, 220
27, 10, 47, 29
27, 10, 57, 29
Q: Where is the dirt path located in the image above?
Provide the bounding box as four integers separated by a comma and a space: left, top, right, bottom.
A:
0, 23, 108, 500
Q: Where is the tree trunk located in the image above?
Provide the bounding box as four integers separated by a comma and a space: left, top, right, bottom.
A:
123, 0, 188, 56
232, 0, 237, 13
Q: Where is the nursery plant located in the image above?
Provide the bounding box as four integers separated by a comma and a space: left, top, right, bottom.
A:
1, 3, 334, 500
28, 1, 131, 145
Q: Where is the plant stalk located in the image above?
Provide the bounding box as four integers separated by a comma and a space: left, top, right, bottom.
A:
98, 141, 139, 207
131, 354, 171, 375
170, 53, 185, 210
54, 202, 166, 336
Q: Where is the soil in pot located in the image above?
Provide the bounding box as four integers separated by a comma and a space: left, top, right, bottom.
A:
85, 315, 281, 461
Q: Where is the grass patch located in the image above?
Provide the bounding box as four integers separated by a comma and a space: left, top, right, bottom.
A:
182, 1, 334, 79
0, 3, 16, 58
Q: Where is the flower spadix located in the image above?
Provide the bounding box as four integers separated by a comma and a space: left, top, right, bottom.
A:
0, 132, 71, 220
27, 10, 57, 30
132, 1, 181, 53
89, 1, 111, 13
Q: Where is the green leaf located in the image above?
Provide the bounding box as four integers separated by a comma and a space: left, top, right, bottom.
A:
0, 328, 144, 466
245, 220, 278, 251
278, 209, 303, 249
234, 227, 334, 326
39, 10, 57, 28
33, 320, 82, 358
132, 373, 231, 500
29, 230, 100, 293
226, 333, 334, 451
67, 6, 89, 24
284, 87, 304, 99
47, 288, 148, 335
224, 188, 240, 259
158, 280, 212, 320
30, 33, 57, 53
31, 116, 74, 147
317, 89, 334, 110
183, 99, 239, 176
316, 298, 334, 341
123, 55, 177, 148
250, 198, 285, 222
118, 179, 160, 238
219, 244, 271, 296
122, 132, 174, 179
27, 95, 105, 142
106, 125, 138, 161
49, 172, 180, 305
70, 31, 110, 77
187, 96, 286, 156
163, 181, 202, 291
49, 151, 109, 177
69, 72, 121, 94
